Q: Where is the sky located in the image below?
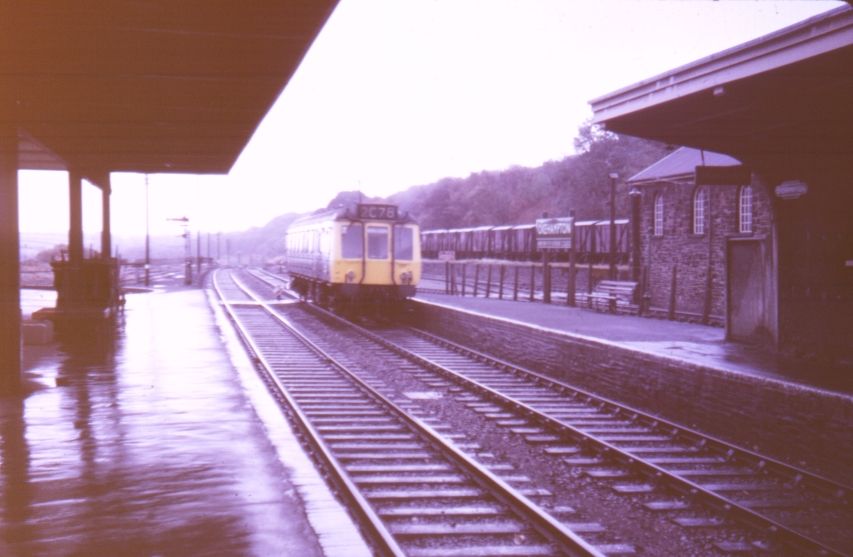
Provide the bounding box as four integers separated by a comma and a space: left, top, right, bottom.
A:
17, 0, 844, 241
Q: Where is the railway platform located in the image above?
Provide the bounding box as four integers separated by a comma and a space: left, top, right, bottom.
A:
415, 289, 852, 396
5, 287, 370, 557
412, 289, 853, 484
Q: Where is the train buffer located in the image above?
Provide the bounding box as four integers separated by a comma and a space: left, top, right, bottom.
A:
581, 280, 639, 314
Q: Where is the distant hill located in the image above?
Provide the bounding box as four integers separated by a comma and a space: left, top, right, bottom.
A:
220, 190, 391, 261
221, 212, 302, 261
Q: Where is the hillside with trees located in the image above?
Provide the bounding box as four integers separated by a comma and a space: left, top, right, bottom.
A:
390, 122, 670, 230
225, 123, 670, 258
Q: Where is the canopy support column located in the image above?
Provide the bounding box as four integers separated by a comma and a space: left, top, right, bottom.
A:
0, 124, 21, 393
68, 171, 83, 263
99, 173, 112, 259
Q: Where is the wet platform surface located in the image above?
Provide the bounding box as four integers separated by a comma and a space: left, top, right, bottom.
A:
415, 290, 853, 396
5, 289, 367, 557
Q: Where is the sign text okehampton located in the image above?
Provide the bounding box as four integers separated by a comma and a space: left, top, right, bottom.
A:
535, 217, 573, 250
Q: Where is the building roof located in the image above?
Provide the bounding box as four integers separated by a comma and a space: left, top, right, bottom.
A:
590, 5, 853, 167
0, 1, 337, 185
629, 147, 741, 185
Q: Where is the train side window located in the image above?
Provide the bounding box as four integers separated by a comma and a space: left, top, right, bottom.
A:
394, 226, 413, 260
341, 223, 363, 258
367, 226, 389, 259
320, 228, 331, 254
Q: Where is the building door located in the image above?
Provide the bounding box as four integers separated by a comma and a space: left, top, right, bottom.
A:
726, 239, 765, 342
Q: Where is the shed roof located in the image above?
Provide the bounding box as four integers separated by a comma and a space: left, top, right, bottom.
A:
590, 5, 853, 167
629, 147, 741, 185
0, 1, 336, 185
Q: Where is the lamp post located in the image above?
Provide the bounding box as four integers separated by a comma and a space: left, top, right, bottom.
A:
167, 216, 191, 285
608, 172, 619, 280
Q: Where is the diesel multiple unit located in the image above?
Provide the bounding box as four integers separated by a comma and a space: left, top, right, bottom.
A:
285, 204, 421, 305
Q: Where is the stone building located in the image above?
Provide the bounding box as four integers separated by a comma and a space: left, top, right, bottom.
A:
592, 6, 852, 366
629, 147, 773, 334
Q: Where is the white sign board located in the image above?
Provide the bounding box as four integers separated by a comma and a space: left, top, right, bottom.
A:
537, 237, 572, 250
775, 180, 808, 200
535, 217, 573, 250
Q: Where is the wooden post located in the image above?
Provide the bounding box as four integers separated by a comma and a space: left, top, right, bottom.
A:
702, 191, 714, 324
588, 259, 594, 293
456, 262, 461, 294
499, 265, 505, 300
668, 264, 678, 320
485, 265, 492, 298
543, 251, 551, 304
609, 173, 618, 279
473, 264, 480, 297
567, 212, 576, 306
461, 264, 467, 296
529, 265, 535, 302
445, 261, 450, 294
513, 266, 519, 301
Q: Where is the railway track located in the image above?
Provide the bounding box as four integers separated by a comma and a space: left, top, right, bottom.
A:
244, 267, 852, 556
366, 327, 853, 555
213, 269, 602, 557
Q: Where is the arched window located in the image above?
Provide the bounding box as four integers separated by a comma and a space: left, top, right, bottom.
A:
653, 193, 664, 236
693, 187, 707, 235
739, 185, 753, 233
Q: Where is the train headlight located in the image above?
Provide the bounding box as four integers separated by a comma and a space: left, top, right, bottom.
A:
400, 271, 413, 285
345, 271, 356, 283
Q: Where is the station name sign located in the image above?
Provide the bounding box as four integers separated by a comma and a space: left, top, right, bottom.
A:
535, 216, 573, 250
357, 204, 398, 220
774, 179, 808, 200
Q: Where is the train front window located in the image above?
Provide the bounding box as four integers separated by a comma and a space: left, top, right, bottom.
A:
394, 226, 413, 260
367, 226, 389, 259
341, 224, 363, 258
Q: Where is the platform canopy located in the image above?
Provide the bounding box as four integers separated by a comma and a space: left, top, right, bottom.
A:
590, 6, 853, 168
0, 1, 337, 184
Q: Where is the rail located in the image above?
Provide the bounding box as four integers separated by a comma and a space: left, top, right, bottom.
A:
214, 268, 604, 557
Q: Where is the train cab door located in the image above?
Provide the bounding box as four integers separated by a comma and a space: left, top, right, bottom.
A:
392, 224, 419, 286
363, 223, 391, 285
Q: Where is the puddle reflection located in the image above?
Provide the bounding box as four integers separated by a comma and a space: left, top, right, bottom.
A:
2, 290, 323, 556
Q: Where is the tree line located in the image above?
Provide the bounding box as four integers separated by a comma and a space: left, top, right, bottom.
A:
390, 122, 670, 230
225, 123, 670, 257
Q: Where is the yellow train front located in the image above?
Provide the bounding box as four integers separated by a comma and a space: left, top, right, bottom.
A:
285, 203, 421, 307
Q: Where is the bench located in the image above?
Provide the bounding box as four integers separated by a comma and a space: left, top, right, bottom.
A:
579, 280, 638, 313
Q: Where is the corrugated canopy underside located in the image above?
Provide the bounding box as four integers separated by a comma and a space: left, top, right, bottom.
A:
0, 1, 336, 177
